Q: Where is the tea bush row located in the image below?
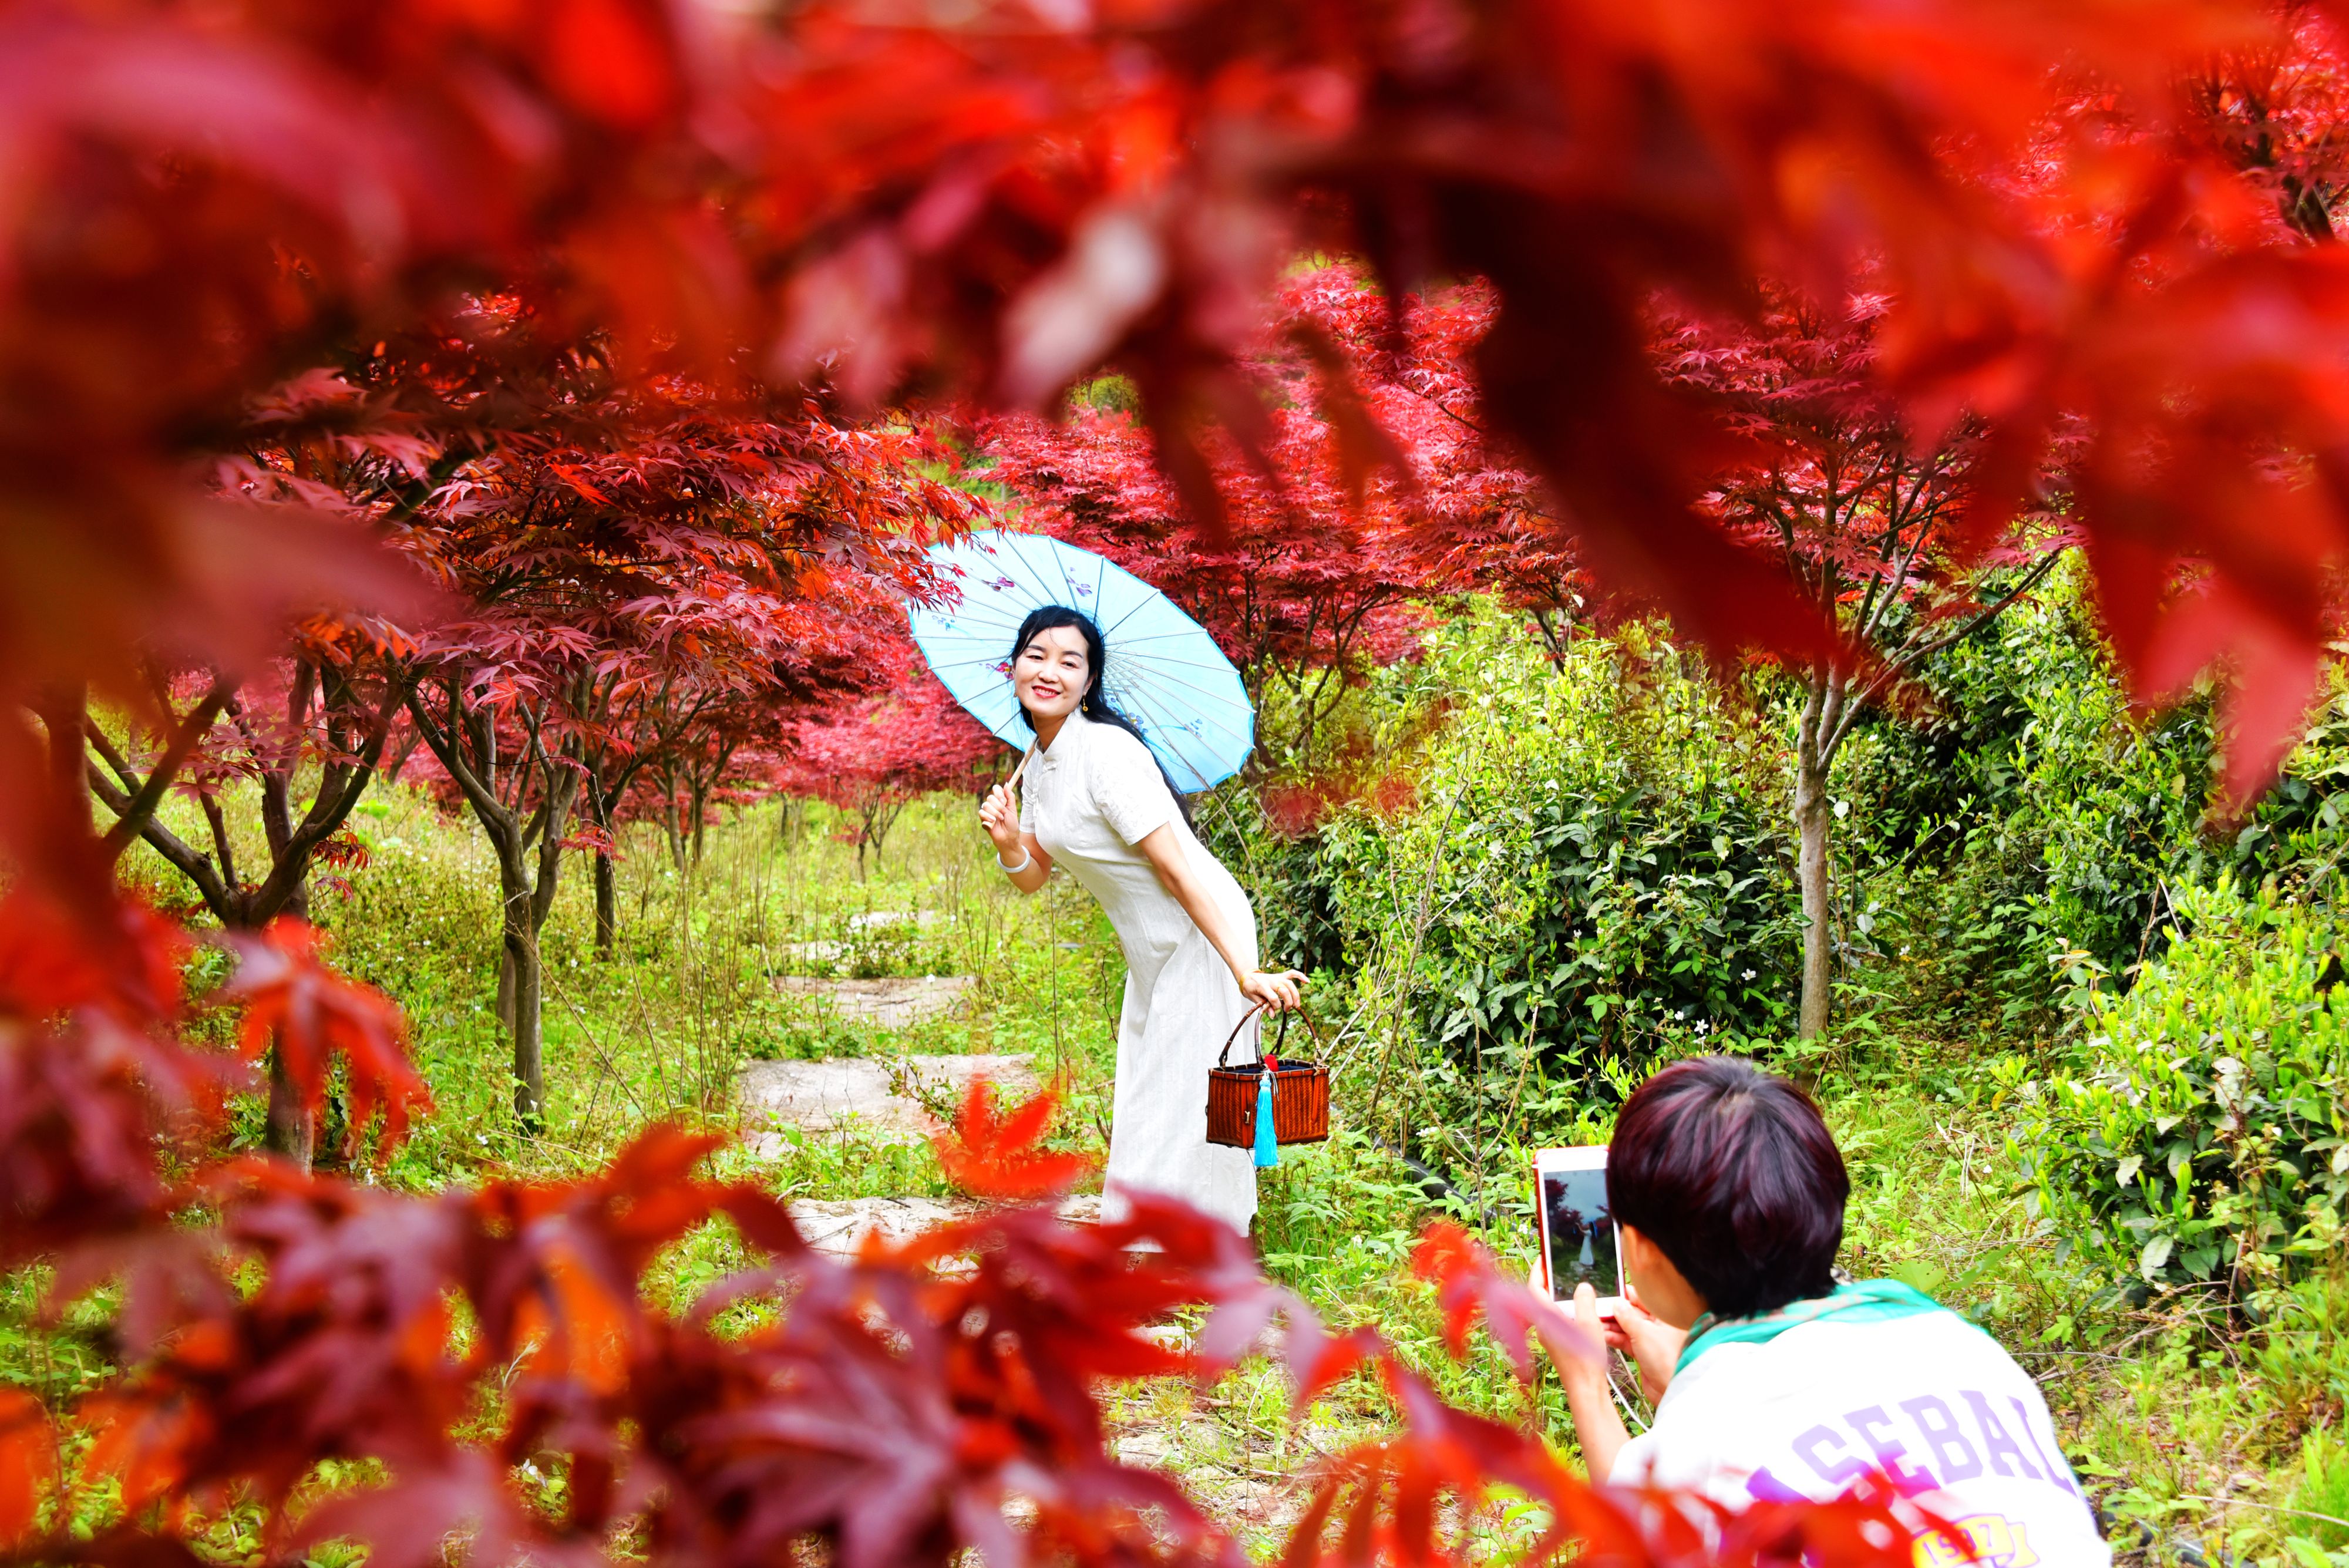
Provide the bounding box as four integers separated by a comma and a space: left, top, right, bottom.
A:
2015, 882, 2349, 1294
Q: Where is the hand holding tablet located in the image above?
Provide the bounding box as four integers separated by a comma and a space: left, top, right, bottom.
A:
1534, 1145, 1624, 1320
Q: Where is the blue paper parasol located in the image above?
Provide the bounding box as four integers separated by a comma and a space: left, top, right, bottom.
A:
905, 530, 1254, 792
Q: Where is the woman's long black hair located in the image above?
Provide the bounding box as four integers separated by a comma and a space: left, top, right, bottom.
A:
1011, 605, 1193, 827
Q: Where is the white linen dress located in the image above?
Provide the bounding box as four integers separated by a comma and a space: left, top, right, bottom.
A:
1019, 709, 1260, 1234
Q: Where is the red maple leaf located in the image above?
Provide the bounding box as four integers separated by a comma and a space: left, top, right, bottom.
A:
0, 1390, 55, 1547
1411, 1220, 1601, 1384
215, 918, 431, 1162
930, 1080, 1095, 1201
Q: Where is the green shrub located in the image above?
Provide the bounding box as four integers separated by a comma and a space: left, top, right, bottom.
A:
1838, 574, 2213, 1029
1843, 565, 2349, 1038
1284, 614, 1799, 1177
1195, 786, 1351, 980
2012, 882, 2349, 1291
2259, 1270, 2349, 1441
1395, 779, 1797, 1064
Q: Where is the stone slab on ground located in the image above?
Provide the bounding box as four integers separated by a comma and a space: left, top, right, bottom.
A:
741, 1051, 1037, 1144
846, 910, 937, 930
1101, 1384, 1326, 1545
774, 912, 943, 972
775, 973, 975, 1028
787, 1196, 967, 1255
785, 1193, 1103, 1259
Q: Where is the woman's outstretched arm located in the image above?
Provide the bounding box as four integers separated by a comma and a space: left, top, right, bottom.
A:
979, 783, 1052, 893
1135, 823, 1305, 1012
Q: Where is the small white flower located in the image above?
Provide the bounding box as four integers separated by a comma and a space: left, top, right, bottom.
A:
1741, 968, 1757, 981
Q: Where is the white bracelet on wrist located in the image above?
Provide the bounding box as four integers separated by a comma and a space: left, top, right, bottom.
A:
997, 849, 1032, 874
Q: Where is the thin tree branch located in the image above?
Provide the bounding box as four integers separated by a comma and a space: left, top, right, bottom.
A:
96, 679, 232, 860
85, 761, 234, 916
1830, 547, 2067, 753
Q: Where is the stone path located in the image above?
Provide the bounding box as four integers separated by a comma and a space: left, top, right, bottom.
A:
786, 1196, 970, 1254
786, 1193, 1103, 1259
740, 1051, 1037, 1148
1101, 1384, 1328, 1544
847, 910, 937, 931
773, 973, 975, 1028
776, 911, 940, 971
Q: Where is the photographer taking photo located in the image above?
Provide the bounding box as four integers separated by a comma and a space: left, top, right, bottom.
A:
1552, 1058, 2109, 1566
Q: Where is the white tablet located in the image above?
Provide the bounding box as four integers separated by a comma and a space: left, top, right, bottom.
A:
1534, 1145, 1624, 1318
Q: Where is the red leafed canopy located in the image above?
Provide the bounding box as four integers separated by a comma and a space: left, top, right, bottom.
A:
0, 0, 2343, 825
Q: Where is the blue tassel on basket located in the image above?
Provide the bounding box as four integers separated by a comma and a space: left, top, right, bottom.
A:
1253, 1067, 1280, 1168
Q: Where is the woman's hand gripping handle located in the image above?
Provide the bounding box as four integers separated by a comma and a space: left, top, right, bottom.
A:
1239, 967, 1307, 1012
979, 782, 1022, 858
980, 763, 1050, 893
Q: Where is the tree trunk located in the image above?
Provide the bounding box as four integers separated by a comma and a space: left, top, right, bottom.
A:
496, 948, 517, 1032
510, 935, 544, 1132
1792, 670, 1843, 1041
662, 792, 688, 875
265, 878, 318, 1166
402, 682, 577, 1139
1795, 766, 1833, 1040
498, 853, 545, 1132
595, 849, 617, 957
265, 1049, 318, 1168
1529, 608, 1573, 669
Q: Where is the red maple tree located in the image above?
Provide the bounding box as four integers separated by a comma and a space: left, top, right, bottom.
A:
572, 574, 919, 944
2188, 1, 2349, 242
0, 0, 2344, 819
773, 659, 1003, 877
1661, 293, 2067, 1038
978, 267, 1546, 763
352, 317, 972, 1131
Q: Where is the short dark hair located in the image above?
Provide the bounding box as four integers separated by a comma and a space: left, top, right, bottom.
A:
1606, 1056, 1847, 1319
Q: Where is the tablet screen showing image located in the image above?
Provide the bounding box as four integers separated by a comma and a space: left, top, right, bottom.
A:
1540, 1165, 1620, 1303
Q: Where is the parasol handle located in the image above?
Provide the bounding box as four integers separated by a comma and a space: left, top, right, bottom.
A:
1005, 743, 1035, 793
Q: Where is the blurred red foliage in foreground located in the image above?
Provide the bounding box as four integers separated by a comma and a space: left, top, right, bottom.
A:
5, 0, 2349, 813
2, 0, 2328, 1562
0, 950, 1937, 1568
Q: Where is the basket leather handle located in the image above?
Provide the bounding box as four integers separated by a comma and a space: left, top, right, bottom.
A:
1216, 999, 1326, 1068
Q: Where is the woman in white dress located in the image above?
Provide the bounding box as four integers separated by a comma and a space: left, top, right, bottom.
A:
978, 606, 1305, 1236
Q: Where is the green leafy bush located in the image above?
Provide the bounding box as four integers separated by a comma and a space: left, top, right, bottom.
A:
1392, 780, 1796, 1063
1843, 565, 2349, 1039
1300, 615, 1798, 1138
1838, 575, 2213, 1030
2013, 882, 2349, 1290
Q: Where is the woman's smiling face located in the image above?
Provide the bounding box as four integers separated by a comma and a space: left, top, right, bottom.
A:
1014, 624, 1091, 722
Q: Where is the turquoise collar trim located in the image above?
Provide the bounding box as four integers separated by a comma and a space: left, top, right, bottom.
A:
1674, 1280, 1950, 1376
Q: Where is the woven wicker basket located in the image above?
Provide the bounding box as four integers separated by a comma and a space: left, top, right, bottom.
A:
1204, 1004, 1330, 1149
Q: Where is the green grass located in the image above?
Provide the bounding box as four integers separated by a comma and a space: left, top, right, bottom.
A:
16, 773, 2344, 1567
107, 779, 1129, 1190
